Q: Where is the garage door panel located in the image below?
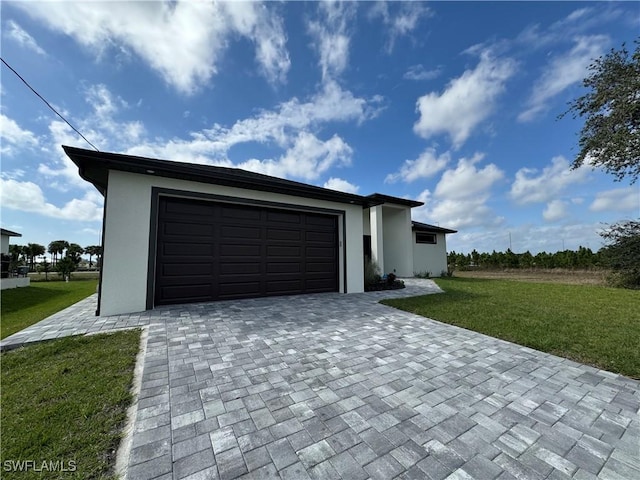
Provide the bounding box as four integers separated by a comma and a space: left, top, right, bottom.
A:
162, 264, 213, 276
163, 222, 214, 236
163, 243, 214, 256
221, 205, 262, 220
219, 263, 261, 275
220, 225, 261, 240
267, 228, 302, 241
155, 197, 338, 305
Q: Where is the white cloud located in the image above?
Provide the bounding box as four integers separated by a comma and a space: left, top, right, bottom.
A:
590, 187, 640, 213
510, 156, 590, 204
403, 64, 442, 81
369, 1, 430, 53
15, 1, 289, 94
307, 1, 356, 81
237, 132, 352, 181
0, 114, 39, 154
411, 154, 505, 229
414, 50, 516, 148
0, 178, 102, 221
434, 153, 504, 199
385, 147, 450, 183
323, 177, 360, 194
543, 200, 569, 222
518, 35, 609, 122
5, 20, 46, 55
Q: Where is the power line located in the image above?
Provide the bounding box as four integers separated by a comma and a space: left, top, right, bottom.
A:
1, 57, 100, 152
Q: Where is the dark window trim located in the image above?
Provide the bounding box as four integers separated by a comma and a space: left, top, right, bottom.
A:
146, 187, 346, 309
416, 232, 437, 244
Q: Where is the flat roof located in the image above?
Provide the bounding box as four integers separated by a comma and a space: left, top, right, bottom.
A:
63, 146, 424, 210
1, 228, 22, 237
412, 221, 457, 234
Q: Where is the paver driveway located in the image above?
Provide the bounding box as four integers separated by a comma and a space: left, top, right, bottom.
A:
2, 279, 638, 480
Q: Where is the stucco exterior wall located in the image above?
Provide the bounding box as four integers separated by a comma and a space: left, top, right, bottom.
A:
1, 235, 10, 255
412, 232, 448, 276
100, 170, 365, 316
381, 207, 413, 277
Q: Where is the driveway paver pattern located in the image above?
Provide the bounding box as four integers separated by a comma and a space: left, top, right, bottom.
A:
2, 279, 638, 480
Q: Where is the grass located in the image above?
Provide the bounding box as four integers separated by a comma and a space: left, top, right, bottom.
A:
382, 277, 640, 378
1, 280, 97, 339
1, 330, 141, 479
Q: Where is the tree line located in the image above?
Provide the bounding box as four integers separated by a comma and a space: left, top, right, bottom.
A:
448, 246, 605, 271
8, 241, 102, 278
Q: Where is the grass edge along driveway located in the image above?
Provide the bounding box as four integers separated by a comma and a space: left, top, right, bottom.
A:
382, 277, 640, 379
1, 329, 141, 480
1, 280, 97, 339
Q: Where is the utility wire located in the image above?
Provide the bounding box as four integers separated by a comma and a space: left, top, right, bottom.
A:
1, 57, 100, 152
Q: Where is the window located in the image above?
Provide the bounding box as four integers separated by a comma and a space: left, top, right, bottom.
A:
416, 232, 437, 244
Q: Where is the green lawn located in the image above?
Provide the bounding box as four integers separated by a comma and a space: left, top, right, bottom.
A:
382, 277, 640, 378
1, 280, 97, 339
1, 330, 140, 479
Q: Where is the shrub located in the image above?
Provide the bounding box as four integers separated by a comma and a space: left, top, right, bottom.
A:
364, 258, 381, 287
414, 271, 431, 279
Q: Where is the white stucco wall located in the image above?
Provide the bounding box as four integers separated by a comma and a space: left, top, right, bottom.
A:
1, 235, 9, 255
381, 206, 413, 277
412, 232, 448, 276
100, 170, 365, 316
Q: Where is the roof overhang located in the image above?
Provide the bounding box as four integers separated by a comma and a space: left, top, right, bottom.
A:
411, 221, 457, 234
366, 193, 423, 208
63, 146, 385, 207
1, 228, 22, 237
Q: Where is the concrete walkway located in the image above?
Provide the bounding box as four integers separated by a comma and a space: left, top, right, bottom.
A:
2, 279, 638, 480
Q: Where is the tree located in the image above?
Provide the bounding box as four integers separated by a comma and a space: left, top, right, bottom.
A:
48, 240, 69, 265
599, 220, 640, 288
25, 243, 45, 272
561, 39, 640, 183
66, 243, 84, 265
84, 245, 102, 269
56, 257, 77, 280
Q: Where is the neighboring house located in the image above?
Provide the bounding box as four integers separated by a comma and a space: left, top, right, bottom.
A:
1, 228, 30, 290
65, 146, 455, 316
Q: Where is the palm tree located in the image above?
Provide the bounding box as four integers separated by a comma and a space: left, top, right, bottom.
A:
48, 240, 69, 265
26, 243, 46, 271
84, 245, 101, 269
66, 243, 84, 265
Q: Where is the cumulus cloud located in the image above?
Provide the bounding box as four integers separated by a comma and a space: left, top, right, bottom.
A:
518, 35, 609, 122
0, 177, 103, 221
590, 187, 639, 213
369, 1, 430, 52
237, 132, 352, 181
412, 154, 505, 229
323, 177, 360, 194
403, 64, 442, 81
543, 200, 570, 222
14, 1, 289, 94
510, 156, 590, 204
0, 114, 39, 154
385, 147, 450, 183
5, 20, 46, 55
414, 50, 516, 148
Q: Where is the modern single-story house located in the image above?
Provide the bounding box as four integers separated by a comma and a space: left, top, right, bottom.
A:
64, 146, 456, 316
1, 228, 30, 290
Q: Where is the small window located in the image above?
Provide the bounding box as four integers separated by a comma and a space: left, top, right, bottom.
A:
416, 232, 437, 244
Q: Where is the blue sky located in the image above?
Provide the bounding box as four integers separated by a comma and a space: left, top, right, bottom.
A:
1, 1, 638, 255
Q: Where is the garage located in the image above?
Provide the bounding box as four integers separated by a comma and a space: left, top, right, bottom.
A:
155, 196, 338, 305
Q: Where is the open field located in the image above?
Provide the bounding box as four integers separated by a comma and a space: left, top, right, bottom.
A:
29, 270, 100, 282
454, 268, 609, 285
1, 330, 140, 480
1, 280, 97, 339
383, 277, 640, 378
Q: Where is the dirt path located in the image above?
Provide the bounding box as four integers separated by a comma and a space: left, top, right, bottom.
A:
454, 269, 609, 285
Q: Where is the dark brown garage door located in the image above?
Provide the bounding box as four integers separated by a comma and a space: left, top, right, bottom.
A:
154, 196, 338, 305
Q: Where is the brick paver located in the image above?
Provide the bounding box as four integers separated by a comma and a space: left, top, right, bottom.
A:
2, 279, 638, 479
